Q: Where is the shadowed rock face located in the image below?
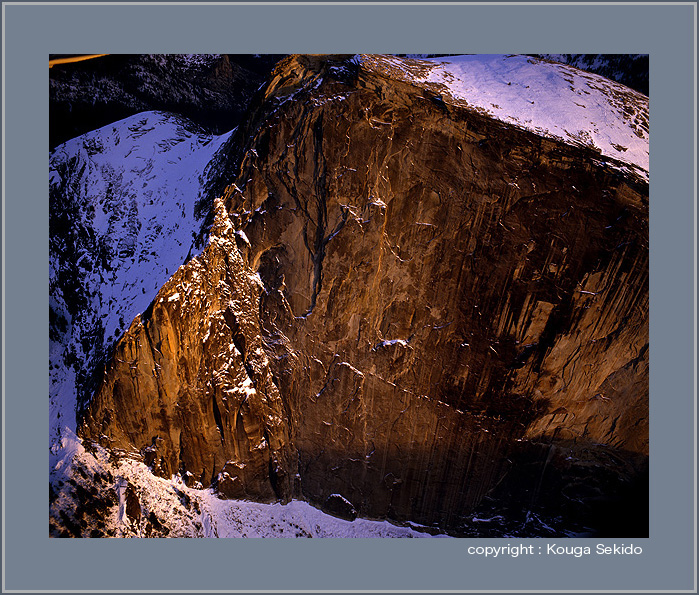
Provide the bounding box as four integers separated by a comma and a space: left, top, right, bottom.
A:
80, 55, 648, 534
50, 54, 284, 148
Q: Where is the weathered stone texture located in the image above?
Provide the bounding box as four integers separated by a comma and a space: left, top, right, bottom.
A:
80, 55, 648, 533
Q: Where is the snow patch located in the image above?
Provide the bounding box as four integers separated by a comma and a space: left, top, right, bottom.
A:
240, 377, 256, 397
339, 361, 365, 377
374, 339, 409, 350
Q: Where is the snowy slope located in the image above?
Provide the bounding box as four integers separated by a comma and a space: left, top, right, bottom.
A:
52, 438, 446, 538
50, 111, 234, 465
364, 54, 649, 181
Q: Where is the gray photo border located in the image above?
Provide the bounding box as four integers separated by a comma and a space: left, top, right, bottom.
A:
2, 1, 696, 592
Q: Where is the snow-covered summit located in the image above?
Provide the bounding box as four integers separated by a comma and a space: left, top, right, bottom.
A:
363, 54, 649, 181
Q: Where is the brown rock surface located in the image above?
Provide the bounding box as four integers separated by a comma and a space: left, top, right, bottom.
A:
81, 197, 295, 501
80, 55, 648, 534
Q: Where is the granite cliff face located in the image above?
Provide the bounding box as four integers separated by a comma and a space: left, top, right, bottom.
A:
76, 55, 648, 535
81, 197, 295, 501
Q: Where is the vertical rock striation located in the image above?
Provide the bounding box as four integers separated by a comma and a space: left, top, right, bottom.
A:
79, 55, 648, 534
81, 198, 295, 501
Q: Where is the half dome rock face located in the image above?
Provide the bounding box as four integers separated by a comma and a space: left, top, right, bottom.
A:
68, 54, 648, 537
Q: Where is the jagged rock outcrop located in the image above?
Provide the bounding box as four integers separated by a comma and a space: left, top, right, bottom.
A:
79, 54, 648, 534
81, 197, 295, 500
50, 111, 235, 452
